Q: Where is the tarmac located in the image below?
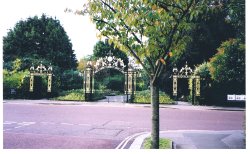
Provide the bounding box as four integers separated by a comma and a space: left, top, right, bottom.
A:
121, 101, 245, 149
3, 99, 246, 149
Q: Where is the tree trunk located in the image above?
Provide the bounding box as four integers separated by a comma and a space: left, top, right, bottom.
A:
150, 77, 159, 149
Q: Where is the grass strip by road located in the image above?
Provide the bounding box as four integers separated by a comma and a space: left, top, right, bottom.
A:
134, 90, 174, 104
52, 89, 105, 101
142, 137, 172, 149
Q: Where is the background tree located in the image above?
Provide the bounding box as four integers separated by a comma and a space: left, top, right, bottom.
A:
191, 0, 245, 106
162, 0, 236, 97
75, 0, 207, 148
3, 14, 77, 72
3, 14, 78, 98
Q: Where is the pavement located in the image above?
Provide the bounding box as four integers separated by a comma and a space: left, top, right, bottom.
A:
124, 130, 245, 149
3, 99, 246, 149
3, 100, 245, 111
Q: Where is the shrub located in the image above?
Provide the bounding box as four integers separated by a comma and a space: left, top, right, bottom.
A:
3, 69, 29, 99
209, 39, 245, 84
53, 89, 106, 101
134, 90, 173, 104
53, 89, 84, 101
60, 70, 83, 90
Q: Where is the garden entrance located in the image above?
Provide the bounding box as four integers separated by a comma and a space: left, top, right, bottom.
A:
83, 52, 138, 102
172, 62, 200, 104
29, 62, 53, 98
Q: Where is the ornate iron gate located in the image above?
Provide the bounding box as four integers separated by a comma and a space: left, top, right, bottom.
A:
83, 53, 138, 102
29, 62, 53, 92
172, 62, 200, 104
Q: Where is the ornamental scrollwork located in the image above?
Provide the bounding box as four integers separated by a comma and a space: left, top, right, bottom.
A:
94, 56, 125, 73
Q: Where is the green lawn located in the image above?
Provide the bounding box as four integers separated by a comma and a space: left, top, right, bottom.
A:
143, 137, 172, 149
134, 90, 174, 104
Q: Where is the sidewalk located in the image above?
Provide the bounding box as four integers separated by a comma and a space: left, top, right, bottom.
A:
129, 130, 245, 149
3, 100, 245, 111
160, 101, 245, 111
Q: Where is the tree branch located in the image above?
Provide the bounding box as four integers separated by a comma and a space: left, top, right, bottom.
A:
152, 0, 197, 83
100, 0, 143, 45
93, 18, 121, 37
100, 0, 117, 13
125, 44, 151, 77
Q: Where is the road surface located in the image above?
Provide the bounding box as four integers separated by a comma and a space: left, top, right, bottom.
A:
3, 100, 245, 149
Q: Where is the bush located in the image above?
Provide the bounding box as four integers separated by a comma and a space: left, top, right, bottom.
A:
134, 90, 173, 104
53, 89, 84, 101
95, 72, 124, 93
3, 70, 29, 99
209, 39, 245, 84
192, 39, 245, 106
60, 70, 83, 90
53, 89, 106, 101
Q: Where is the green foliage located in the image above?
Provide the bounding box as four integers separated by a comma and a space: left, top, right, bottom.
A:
143, 137, 172, 149
191, 39, 245, 106
192, 62, 212, 105
194, 62, 211, 79
82, 0, 206, 80
94, 69, 124, 93
53, 89, 106, 101
3, 69, 29, 98
170, 1, 236, 67
3, 59, 60, 99
134, 90, 173, 104
60, 70, 83, 90
209, 39, 245, 83
54, 89, 84, 101
3, 14, 77, 72
226, 0, 245, 40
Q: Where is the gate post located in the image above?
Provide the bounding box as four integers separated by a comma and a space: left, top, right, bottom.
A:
47, 74, 52, 92
195, 76, 200, 97
29, 65, 35, 92
124, 71, 128, 102
47, 64, 53, 93
125, 68, 136, 103
172, 66, 178, 100
29, 73, 34, 92
84, 62, 93, 101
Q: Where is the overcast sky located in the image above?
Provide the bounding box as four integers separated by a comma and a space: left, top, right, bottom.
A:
0, 0, 99, 60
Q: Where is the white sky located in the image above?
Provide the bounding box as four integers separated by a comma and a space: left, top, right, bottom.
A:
0, 0, 99, 60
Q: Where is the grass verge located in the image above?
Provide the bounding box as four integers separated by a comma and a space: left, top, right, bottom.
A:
134, 90, 174, 104
52, 89, 106, 101
143, 137, 172, 149
53, 89, 84, 101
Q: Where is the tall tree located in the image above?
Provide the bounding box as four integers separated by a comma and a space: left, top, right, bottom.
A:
3, 14, 77, 71
74, 0, 207, 148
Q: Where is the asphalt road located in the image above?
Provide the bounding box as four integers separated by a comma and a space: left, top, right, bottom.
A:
3, 100, 245, 149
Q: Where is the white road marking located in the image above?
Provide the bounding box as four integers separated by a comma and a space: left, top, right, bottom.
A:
116, 132, 148, 149
60, 123, 74, 125
3, 121, 17, 124
19, 122, 36, 125
40, 122, 55, 125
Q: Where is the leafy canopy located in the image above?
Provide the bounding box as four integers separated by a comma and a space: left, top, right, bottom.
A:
209, 39, 245, 83
3, 14, 77, 71
79, 0, 208, 83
